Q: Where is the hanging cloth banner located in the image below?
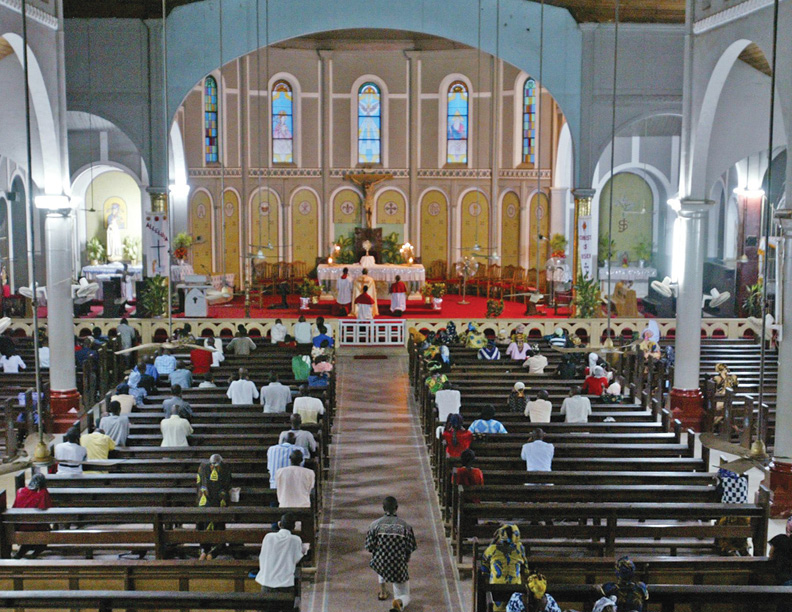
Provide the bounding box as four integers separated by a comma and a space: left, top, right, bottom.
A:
578, 215, 594, 279
143, 211, 170, 278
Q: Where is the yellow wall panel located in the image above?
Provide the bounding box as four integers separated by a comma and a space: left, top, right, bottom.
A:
189, 190, 213, 276
221, 190, 241, 283
291, 188, 319, 265
250, 189, 281, 263
460, 190, 489, 257
501, 191, 520, 268
420, 190, 448, 266
529, 191, 550, 269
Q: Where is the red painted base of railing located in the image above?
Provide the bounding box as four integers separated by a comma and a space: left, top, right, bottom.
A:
670, 387, 704, 432
49, 389, 81, 433
769, 459, 792, 519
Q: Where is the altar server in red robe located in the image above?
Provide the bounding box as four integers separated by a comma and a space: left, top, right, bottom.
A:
355, 285, 376, 320
390, 275, 407, 316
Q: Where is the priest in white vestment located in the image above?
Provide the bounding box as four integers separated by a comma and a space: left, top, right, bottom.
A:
355, 285, 375, 320
336, 267, 353, 316
389, 275, 407, 316
351, 268, 379, 317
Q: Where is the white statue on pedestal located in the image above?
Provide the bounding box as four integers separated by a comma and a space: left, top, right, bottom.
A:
106, 218, 122, 262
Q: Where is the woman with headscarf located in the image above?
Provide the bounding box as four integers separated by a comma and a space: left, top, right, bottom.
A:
506, 334, 530, 361
439, 413, 473, 458
583, 365, 609, 396
478, 338, 501, 360
481, 524, 527, 612
445, 321, 460, 345
600, 556, 649, 612
465, 323, 487, 349
769, 516, 792, 612
507, 382, 528, 413
196, 453, 232, 560
505, 572, 563, 612
12, 473, 52, 558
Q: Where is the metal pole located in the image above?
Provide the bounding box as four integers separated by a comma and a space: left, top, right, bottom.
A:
162, 0, 173, 336
605, 0, 620, 341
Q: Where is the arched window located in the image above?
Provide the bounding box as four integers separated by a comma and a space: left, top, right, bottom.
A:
358, 82, 381, 164
271, 80, 294, 164
204, 76, 219, 164
522, 78, 537, 165
447, 81, 469, 164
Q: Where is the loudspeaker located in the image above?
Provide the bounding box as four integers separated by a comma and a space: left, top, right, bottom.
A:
102, 278, 124, 318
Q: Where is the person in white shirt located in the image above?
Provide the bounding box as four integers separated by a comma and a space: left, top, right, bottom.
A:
560, 387, 593, 423
293, 386, 325, 424
278, 413, 317, 459
206, 337, 225, 368
520, 429, 554, 471
38, 344, 50, 369
160, 407, 193, 447
335, 268, 353, 316
293, 316, 312, 345
261, 373, 292, 413
523, 349, 549, 374
0, 351, 26, 373
227, 368, 260, 405
255, 512, 307, 592
198, 372, 217, 388
435, 382, 461, 423
275, 450, 315, 508
525, 389, 553, 423
54, 428, 88, 475
270, 319, 288, 344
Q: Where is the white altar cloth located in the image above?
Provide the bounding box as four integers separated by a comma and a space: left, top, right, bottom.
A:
598, 265, 657, 299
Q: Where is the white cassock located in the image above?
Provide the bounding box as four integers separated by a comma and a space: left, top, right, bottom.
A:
355, 293, 375, 320
351, 274, 379, 317
337, 275, 353, 308
390, 281, 407, 314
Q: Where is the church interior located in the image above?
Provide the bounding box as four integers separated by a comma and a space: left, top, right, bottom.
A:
0, 0, 789, 610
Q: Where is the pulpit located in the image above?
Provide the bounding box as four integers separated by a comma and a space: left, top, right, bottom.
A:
181, 275, 212, 318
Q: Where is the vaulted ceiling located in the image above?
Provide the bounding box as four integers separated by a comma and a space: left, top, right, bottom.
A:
62, 0, 687, 24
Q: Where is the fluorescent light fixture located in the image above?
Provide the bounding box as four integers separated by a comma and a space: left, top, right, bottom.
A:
667, 197, 681, 212
34, 195, 74, 210
733, 187, 765, 198
169, 183, 191, 199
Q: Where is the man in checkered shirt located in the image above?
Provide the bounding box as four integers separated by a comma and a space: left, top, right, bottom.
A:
365, 496, 417, 611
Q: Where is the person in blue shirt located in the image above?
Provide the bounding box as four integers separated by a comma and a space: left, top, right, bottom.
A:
468, 404, 508, 434
74, 338, 99, 370
312, 325, 334, 348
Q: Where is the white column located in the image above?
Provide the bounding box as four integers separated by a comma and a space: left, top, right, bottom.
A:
671, 198, 713, 389
490, 59, 503, 256
46, 211, 77, 393
518, 202, 531, 269
319, 51, 333, 254
405, 51, 420, 250
549, 187, 568, 237
774, 211, 792, 460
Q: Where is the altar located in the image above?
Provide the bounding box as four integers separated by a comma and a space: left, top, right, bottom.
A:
599, 265, 657, 299
317, 263, 425, 295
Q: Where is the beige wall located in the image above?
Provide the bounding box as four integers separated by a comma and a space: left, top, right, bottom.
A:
84, 170, 142, 249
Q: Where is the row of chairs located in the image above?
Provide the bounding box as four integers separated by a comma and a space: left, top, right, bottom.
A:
252, 261, 309, 303
425, 260, 545, 300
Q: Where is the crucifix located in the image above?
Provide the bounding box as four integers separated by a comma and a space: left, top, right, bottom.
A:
345, 172, 394, 229
150, 240, 165, 275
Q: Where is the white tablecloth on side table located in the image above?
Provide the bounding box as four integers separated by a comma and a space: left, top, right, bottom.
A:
599, 266, 657, 299
317, 264, 425, 295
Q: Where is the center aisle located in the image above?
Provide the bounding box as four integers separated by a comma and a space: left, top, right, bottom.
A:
307, 352, 466, 612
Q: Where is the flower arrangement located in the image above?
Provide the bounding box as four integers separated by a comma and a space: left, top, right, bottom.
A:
173, 232, 193, 249
421, 282, 434, 299
122, 236, 141, 264
549, 233, 568, 258
173, 247, 188, 261
297, 278, 322, 299
431, 283, 447, 299
86, 237, 105, 264
486, 298, 505, 318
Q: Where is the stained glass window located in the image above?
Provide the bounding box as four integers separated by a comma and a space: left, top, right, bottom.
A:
272, 80, 294, 164
447, 81, 469, 164
204, 76, 219, 164
358, 82, 381, 164
522, 78, 537, 165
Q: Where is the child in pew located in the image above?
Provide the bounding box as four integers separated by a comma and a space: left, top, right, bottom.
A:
504, 572, 563, 612
12, 473, 51, 559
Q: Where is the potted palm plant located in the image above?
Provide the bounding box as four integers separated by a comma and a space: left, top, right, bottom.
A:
139, 275, 169, 317
122, 236, 142, 265
635, 240, 653, 268
573, 273, 602, 318
86, 237, 105, 266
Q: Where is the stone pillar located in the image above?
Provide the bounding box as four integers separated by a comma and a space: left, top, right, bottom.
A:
669, 198, 714, 431
319, 51, 333, 255
769, 209, 792, 517
518, 200, 531, 269
490, 58, 503, 256
46, 211, 79, 431
571, 189, 595, 284
550, 187, 568, 237
405, 51, 420, 250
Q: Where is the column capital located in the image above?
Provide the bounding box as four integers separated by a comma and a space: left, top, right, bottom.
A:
572, 188, 596, 200
774, 208, 792, 235
404, 50, 422, 61
673, 197, 714, 219
318, 49, 333, 60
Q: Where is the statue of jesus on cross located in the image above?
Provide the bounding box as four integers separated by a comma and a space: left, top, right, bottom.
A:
344, 172, 394, 229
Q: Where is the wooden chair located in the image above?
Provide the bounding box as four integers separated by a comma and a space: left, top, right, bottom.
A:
253, 262, 278, 306
290, 261, 308, 293
484, 264, 502, 298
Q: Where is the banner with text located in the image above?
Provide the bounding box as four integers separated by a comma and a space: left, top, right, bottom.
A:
578, 215, 594, 280
143, 212, 170, 278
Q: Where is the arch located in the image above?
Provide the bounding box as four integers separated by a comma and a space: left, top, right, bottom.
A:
375, 187, 407, 243
419, 188, 449, 266
249, 186, 282, 262
459, 188, 489, 257
554, 122, 574, 189
438, 73, 474, 167
1, 33, 61, 194
289, 187, 320, 264
529, 191, 549, 268
500, 190, 520, 268
353, 76, 387, 166
189, 188, 214, 275
220, 187, 241, 282
268, 72, 302, 166
204, 74, 219, 164
597, 172, 654, 265
332, 186, 363, 242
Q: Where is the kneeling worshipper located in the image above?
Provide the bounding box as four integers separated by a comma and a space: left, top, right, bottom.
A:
506, 573, 563, 612
355, 285, 376, 320
335, 267, 353, 316
352, 268, 379, 317
11, 474, 52, 559
389, 275, 407, 316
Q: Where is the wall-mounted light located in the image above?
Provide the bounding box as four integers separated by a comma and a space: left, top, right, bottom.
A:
34, 195, 75, 211
169, 183, 191, 200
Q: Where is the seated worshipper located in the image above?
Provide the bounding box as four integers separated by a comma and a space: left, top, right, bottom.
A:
160, 406, 193, 447
438, 413, 474, 458
560, 387, 592, 423
506, 335, 530, 361
465, 323, 487, 349
582, 365, 609, 396
585, 351, 601, 377
313, 316, 334, 339
478, 338, 501, 360
544, 327, 570, 349
602, 378, 623, 403
117, 317, 136, 352
425, 372, 448, 395
11, 474, 52, 559
162, 384, 193, 418
38, 333, 50, 369
154, 348, 177, 378
481, 524, 527, 612
74, 338, 99, 371
469, 404, 508, 434
196, 453, 232, 560
639, 322, 662, 361
270, 318, 288, 344
275, 449, 315, 508
99, 400, 130, 446
1, 346, 27, 374
312, 324, 335, 348
352, 268, 379, 317
389, 275, 407, 316
335, 268, 354, 316
294, 316, 312, 345
769, 517, 792, 611
198, 372, 217, 388
54, 427, 88, 475
80, 426, 116, 460
311, 339, 334, 361
525, 390, 553, 423
279, 413, 317, 459
452, 449, 484, 495
255, 512, 307, 594
435, 381, 461, 423
523, 348, 549, 374
505, 573, 563, 612
279, 334, 297, 348
508, 382, 528, 414
133, 357, 158, 382
191, 341, 213, 375
267, 432, 303, 489
592, 597, 618, 612
206, 337, 225, 368
556, 354, 578, 379
293, 385, 325, 424
227, 326, 257, 356
354, 285, 376, 320
261, 372, 293, 413
600, 556, 649, 612
169, 361, 193, 390
227, 368, 260, 405
520, 429, 554, 471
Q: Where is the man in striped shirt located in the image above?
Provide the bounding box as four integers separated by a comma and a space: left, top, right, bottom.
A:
266, 432, 302, 489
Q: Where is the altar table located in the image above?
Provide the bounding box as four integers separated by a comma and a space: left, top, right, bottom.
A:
317, 264, 425, 295
599, 265, 657, 299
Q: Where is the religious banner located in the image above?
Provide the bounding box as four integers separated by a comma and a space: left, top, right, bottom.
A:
143, 211, 170, 278
578, 215, 593, 279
